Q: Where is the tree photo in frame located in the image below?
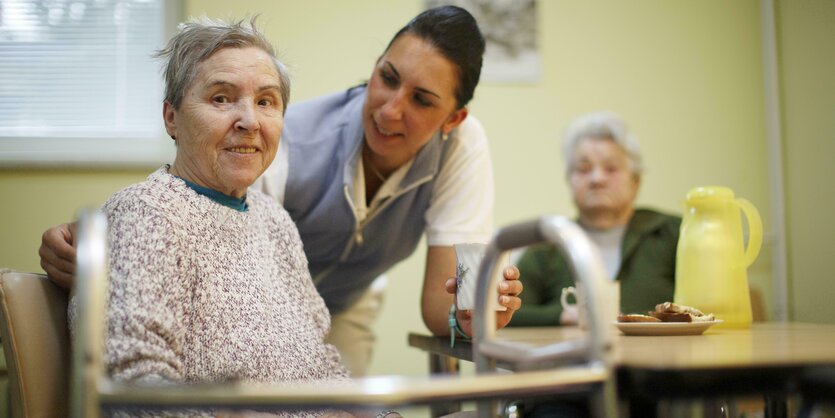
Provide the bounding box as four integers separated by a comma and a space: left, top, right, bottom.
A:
425, 0, 540, 83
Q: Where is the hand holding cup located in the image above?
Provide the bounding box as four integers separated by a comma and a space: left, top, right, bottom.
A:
454, 243, 510, 312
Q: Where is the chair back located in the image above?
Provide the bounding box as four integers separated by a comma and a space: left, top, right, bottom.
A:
0, 269, 70, 418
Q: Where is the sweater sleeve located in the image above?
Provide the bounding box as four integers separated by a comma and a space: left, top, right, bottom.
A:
104, 198, 189, 384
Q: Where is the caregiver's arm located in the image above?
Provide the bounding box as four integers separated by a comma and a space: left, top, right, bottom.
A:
420, 116, 522, 336
420, 246, 457, 336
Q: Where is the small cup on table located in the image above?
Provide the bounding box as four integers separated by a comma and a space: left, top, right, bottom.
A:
559, 281, 621, 328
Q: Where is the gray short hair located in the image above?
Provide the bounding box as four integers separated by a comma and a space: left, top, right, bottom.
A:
153, 16, 291, 114
562, 111, 643, 177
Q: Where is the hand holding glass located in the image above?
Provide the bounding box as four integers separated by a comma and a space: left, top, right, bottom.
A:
454, 243, 509, 312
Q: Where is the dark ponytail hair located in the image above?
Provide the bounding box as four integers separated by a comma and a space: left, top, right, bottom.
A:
385, 5, 485, 109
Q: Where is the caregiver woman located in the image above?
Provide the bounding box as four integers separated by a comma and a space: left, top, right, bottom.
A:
39, 5, 522, 376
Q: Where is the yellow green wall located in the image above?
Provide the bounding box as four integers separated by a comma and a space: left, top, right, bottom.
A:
1, 1, 831, 386
0, 169, 148, 272
778, 0, 835, 323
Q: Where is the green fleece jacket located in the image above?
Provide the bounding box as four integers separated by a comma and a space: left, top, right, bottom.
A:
510, 208, 681, 327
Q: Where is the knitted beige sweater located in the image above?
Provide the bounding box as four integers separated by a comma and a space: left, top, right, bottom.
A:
85, 167, 349, 417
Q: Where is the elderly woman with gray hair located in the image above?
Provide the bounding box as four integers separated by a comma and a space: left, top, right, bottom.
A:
67, 17, 401, 418
510, 111, 681, 326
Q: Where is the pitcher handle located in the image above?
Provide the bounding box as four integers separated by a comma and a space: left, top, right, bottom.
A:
735, 198, 763, 267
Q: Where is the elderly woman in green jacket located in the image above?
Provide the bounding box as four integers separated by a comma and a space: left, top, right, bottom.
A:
511, 111, 680, 327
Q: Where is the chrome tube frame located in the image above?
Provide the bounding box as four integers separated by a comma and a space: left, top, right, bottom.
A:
70, 209, 109, 418
70, 211, 613, 417
472, 216, 616, 418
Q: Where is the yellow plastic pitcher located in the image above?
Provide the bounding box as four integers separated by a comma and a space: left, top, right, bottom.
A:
674, 186, 762, 329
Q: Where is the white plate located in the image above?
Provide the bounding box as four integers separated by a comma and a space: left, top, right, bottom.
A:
613, 320, 723, 336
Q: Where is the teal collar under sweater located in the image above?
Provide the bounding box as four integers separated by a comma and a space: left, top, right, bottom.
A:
177, 177, 248, 212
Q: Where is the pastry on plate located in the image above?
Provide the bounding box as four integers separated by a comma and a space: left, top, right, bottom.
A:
617, 313, 662, 323
650, 302, 715, 322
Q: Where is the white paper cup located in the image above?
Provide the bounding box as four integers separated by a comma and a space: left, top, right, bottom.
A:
454, 243, 509, 311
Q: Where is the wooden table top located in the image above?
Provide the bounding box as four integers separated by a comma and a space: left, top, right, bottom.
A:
410, 322, 835, 405
410, 322, 835, 371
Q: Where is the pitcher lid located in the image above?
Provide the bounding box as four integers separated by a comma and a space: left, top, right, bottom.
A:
686, 186, 735, 200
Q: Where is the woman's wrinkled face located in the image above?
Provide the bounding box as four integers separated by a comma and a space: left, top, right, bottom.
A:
164, 46, 284, 198
363, 33, 467, 169
569, 137, 639, 217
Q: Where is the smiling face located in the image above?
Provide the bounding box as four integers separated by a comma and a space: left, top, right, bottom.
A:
363, 34, 468, 172
164, 46, 284, 198
569, 137, 640, 226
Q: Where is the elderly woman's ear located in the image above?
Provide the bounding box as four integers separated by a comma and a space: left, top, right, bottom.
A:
163, 101, 177, 141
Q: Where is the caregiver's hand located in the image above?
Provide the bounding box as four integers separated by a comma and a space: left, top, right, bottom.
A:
445, 265, 522, 336
39, 221, 77, 288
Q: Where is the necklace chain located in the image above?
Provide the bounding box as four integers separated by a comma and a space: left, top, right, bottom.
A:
362, 143, 389, 183
362, 145, 387, 183
367, 160, 388, 182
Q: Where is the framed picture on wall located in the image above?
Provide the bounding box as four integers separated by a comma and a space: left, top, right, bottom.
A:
425, 0, 540, 83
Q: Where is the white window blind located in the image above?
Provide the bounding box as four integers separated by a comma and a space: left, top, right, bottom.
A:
0, 0, 180, 167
